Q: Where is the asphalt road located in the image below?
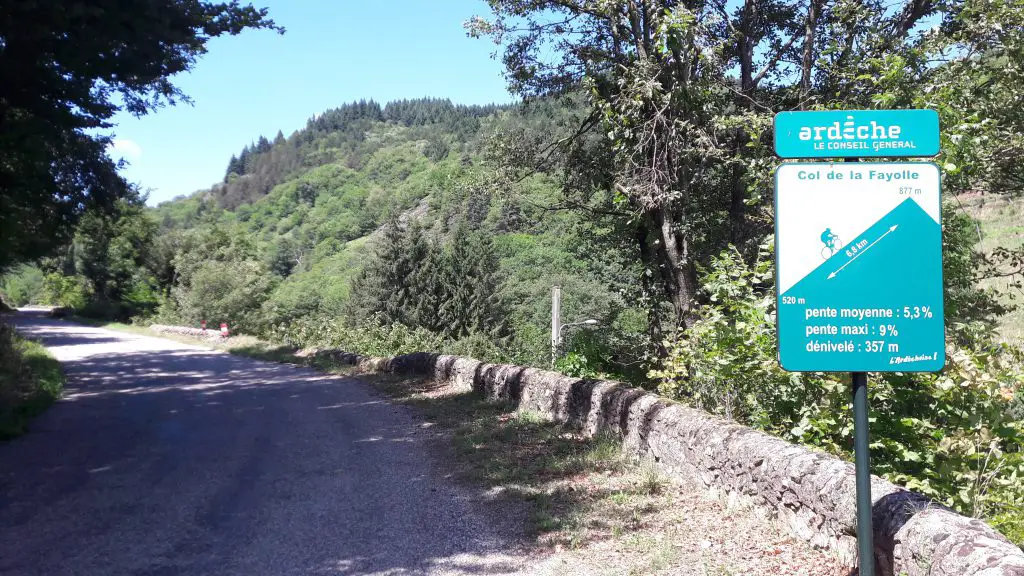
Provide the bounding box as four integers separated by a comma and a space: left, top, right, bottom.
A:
0, 311, 527, 576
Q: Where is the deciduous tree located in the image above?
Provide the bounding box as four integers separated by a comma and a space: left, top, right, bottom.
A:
0, 0, 281, 271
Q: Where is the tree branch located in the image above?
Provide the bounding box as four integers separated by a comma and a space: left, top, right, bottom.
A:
894, 0, 937, 37
751, 32, 800, 89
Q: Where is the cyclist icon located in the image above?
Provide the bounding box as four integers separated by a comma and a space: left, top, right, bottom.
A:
820, 228, 843, 259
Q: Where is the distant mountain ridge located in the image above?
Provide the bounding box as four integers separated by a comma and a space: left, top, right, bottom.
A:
160, 98, 509, 215
145, 96, 633, 356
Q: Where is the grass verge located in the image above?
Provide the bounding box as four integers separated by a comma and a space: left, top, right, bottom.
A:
0, 322, 64, 439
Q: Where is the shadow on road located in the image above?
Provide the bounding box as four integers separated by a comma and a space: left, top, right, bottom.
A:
0, 313, 527, 576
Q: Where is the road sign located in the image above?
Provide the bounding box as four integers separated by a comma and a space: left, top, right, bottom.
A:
774, 110, 940, 158
775, 162, 945, 372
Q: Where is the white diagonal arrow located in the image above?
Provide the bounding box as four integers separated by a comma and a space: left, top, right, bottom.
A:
827, 224, 899, 280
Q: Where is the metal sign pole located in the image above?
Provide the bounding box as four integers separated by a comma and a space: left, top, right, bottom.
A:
844, 153, 874, 576
852, 371, 874, 576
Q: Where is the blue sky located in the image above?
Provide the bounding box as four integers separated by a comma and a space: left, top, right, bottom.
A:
107, 0, 514, 205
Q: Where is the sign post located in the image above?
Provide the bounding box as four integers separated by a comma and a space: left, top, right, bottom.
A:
773, 110, 944, 576
551, 285, 561, 368
852, 369, 872, 574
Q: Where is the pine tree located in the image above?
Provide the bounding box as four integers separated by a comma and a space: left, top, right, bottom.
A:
296, 181, 316, 205
437, 222, 474, 337
399, 222, 433, 327
496, 199, 524, 232
465, 189, 492, 227
349, 215, 416, 325
409, 239, 446, 332
350, 218, 394, 319
255, 135, 272, 154
238, 145, 253, 175
274, 130, 285, 146
463, 230, 506, 337
224, 154, 240, 182
433, 222, 506, 339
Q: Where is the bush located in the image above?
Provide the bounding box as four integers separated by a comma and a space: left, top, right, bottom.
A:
649, 244, 831, 428
266, 313, 523, 364
0, 265, 45, 306
266, 314, 445, 358
447, 331, 514, 363
42, 273, 90, 310
338, 319, 445, 358
0, 322, 64, 438
556, 312, 653, 385
172, 259, 278, 334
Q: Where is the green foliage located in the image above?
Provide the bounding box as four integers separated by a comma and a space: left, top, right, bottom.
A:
31, 197, 164, 320
557, 321, 652, 385
446, 332, 514, 364
267, 315, 445, 359
351, 218, 509, 341
70, 199, 162, 319
438, 223, 507, 339
0, 322, 64, 439
0, 265, 46, 307
173, 259, 278, 334
943, 208, 1014, 346
648, 244, 800, 424
147, 96, 698, 386
555, 351, 600, 379
42, 274, 91, 310
144, 100, 602, 371
926, 0, 1024, 197
876, 347, 1023, 536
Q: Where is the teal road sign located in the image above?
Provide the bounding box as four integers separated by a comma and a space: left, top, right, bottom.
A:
775, 162, 945, 372
774, 110, 940, 158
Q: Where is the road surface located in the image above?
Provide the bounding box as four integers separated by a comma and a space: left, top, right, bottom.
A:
0, 311, 526, 575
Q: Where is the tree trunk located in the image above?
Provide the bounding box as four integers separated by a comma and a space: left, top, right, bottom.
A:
729, 0, 761, 247
652, 207, 699, 328
636, 218, 666, 355
801, 0, 821, 101
739, 0, 757, 92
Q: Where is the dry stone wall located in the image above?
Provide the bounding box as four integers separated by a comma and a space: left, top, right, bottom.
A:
163, 331, 1024, 576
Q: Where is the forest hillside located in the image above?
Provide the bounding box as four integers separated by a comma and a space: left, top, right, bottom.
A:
144, 96, 644, 374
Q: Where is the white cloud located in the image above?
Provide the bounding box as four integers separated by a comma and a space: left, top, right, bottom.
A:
110, 138, 142, 160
